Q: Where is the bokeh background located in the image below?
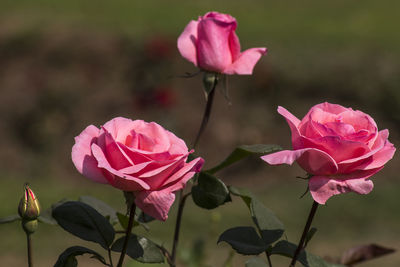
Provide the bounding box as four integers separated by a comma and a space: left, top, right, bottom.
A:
1, 0, 399, 266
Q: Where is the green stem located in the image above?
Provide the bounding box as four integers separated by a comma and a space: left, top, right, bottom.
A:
289, 201, 319, 267
192, 76, 218, 149
108, 248, 114, 267
170, 192, 190, 267
169, 74, 218, 267
27, 234, 33, 267
116, 202, 137, 267
266, 251, 272, 267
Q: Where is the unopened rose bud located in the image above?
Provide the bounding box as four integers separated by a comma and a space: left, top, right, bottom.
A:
18, 184, 41, 220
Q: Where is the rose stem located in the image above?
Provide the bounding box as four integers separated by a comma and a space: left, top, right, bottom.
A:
27, 233, 33, 267
170, 192, 190, 266
192, 75, 218, 149
289, 201, 319, 267
116, 202, 137, 267
170, 74, 218, 267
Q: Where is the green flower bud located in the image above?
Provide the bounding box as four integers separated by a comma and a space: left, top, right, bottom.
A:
22, 219, 38, 235
202, 72, 219, 97
18, 184, 40, 220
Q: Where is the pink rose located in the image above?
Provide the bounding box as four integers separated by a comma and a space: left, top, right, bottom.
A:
72, 117, 204, 221
262, 103, 395, 204
177, 11, 267, 75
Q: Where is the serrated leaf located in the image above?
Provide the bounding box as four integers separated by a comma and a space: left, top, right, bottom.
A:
0, 214, 20, 224
192, 172, 231, 209
229, 186, 284, 245
79, 196, 118, 225
340, 244, 395, 265
111, 235, 164, 263
218, 226, 267, 255
207, 144, 282, 174
245, 257, 268, 267
52, 201, 115, 249
271, 240, 345, 267
54, 246, 107, 267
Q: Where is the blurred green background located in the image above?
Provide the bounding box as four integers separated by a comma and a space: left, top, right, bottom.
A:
1, 0, 399, 266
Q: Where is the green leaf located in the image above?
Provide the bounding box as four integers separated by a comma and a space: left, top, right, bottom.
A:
218, 226, 267, 255
54, 246, 107, 267
207, 144, 282, 174
229, 186, 284, 245
192, 172, 231, 209
137, 210, 155, 224
79, 196, 118, 225
270, 240, 345, 267
0, 214, 20, 224
304, 227, 317, 248
111, 235, 164, 263
229, 186, 255, 208
251, 198, 284, 245
245, 257, 268, 267
52, 201, 115, 249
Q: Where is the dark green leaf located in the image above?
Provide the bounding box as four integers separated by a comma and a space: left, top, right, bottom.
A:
0, 214, 20, 224
207, 144, 282, 174
137, 210, 155, 223
218, 226, 267, 255
229, 186, 255, 208
54, 246, 107, 267
304, 227, 317, 248
192, 172, 231, 209
251, 198, 284, 245
245, 257, 268, 267
52, 201, 115, 249
229, 186, 284, 245
117, 212, 130, 230
111, 235, 164, 263
271, 240, 345, 267
79, 196, 118, 225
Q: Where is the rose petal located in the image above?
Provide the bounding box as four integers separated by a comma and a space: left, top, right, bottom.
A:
162, 157, 205, 191
229, 31, 241, 61
71, 125, 108, 184
91, 143, 150, 190
223, 47, 267, 75
261, 148, 338, 175
309, 174, 376, 204
135, 189, 176, 221
197, 15, 236, 72
276, 106, 302, 148
177, 20, 199, 66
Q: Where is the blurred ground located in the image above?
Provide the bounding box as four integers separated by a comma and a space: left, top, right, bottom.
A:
0, 0, 400, 266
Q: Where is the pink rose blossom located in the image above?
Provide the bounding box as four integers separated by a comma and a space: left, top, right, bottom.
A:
72, 117, 204, 221
262, 103, 395, 204
177, 11, 267, 75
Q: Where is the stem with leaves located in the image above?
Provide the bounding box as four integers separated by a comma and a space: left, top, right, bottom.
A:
289, 201, 319, 267
169, 73, 219, 267
116, 202, 137, 267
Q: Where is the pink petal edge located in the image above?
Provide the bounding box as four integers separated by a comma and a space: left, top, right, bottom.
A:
135, 189, 176, 221
223, 47, 267, 75
71, 125, 108, 184
177, 20, 199, 66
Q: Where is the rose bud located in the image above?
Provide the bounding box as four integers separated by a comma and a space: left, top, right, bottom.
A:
178, 11, 267, 75
18, 184, 41, 220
